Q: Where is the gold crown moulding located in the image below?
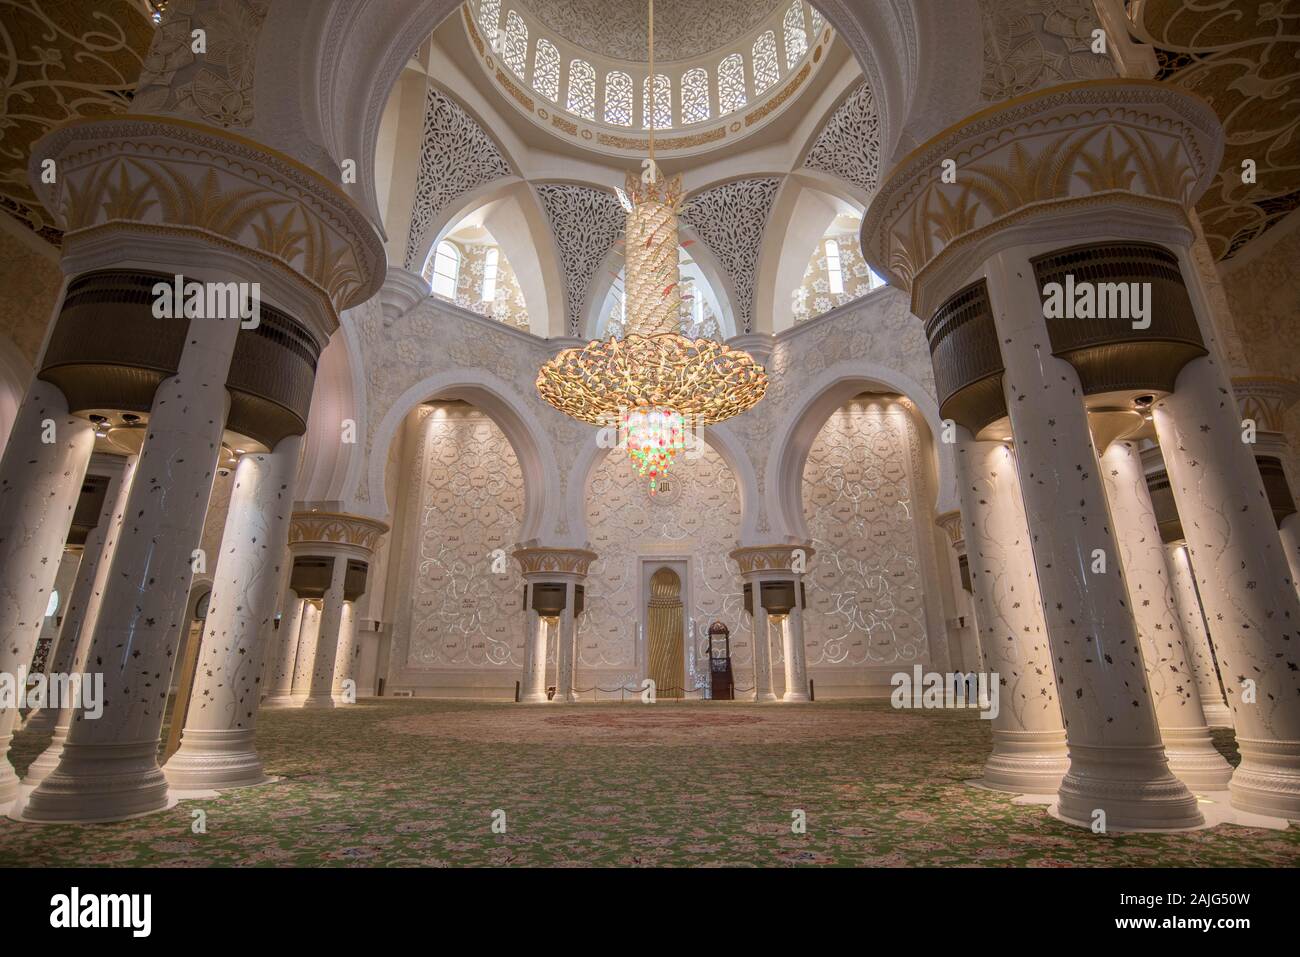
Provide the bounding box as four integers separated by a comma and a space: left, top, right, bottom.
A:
535, 333, 768, 426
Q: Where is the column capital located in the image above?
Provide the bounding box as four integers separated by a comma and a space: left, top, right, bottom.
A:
289, 511, 389, 557
512, 545, 598, 579
379, 265, 431, 321
934, 510, 965, 554
1233, 376, 1300, 434
29, 115, 386, 338
725, 333, 775, 367
729, 543, 815, 578
861, 79, 1222, 317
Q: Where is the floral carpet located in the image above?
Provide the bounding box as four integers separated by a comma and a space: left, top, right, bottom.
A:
1, 698, 1297, 867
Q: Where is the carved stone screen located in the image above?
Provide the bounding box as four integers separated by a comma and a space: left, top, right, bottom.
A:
399, 403, 526, 692
582, 442, 750, 694
801, 397, 931, 680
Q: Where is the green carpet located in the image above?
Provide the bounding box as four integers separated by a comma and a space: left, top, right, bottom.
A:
1, 698, 1296, 867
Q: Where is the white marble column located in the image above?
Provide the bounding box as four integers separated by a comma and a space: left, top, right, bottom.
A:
781, 597, 810, 702
304, 556, 348, 709
163, 433, 303, 790
986, 248, 1200, 829
22, 314, 241, 823
25, 455, 134, 738
1098, 439, 1231, 790
290, 601, 322, 704
262, 594, 306, 708
1164, 542, 1231, 728
259, 553, 296, 693
331, 601, 358, 705
0, 380, 96, 805
956, 432, 1069, 793
555, 581, 578, 703
1153, 365, 1300, 817
520, 583, 548, 703
751, 585, 777, 703
1280, 514, 1300, 597
22, 547, 84, 729
23, 456, 137, 785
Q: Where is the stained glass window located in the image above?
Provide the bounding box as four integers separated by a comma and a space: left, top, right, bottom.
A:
533, 38, 559, 102
718, 53, 747, 114
753, 31, 779, 94
503, 11, 528, 78
643, 74, 671, 130
567, 59, 596, 119
810, 5, 825, 37
605, 70, 633, 126
783, 1, 808, 68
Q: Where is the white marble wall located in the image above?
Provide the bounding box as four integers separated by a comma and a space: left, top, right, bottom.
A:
801, 398, 931, 677
583, 441, 750, 693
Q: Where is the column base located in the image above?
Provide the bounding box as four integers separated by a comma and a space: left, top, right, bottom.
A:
21, 739, 170, 823
753, 691, 778, 703
300, 695, 335, 710
22, 723, 70, 786
1161, 726, 1234, 791
1055, 743, 1203, 831
20, 708, 58, 737
1228, 737, 1300, 819
0, 734, 17, 806
781, 691, 811, 702
981, 728, 1070, 794
1200, 701, 1233, 729
520, 691, 549, 704
163, 728, 268, 790
260, 693, 298, 709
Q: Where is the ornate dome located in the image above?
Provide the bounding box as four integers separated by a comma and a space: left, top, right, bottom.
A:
517, 0, 785, 63
464, 0, 836, 157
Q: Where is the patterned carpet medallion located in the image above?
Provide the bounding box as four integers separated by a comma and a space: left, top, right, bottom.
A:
1, 698, 1296, 867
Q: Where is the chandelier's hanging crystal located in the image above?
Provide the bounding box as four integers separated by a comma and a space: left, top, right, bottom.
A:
536, 0, 767, 493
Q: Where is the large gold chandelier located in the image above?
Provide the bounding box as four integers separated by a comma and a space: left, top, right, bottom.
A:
536, 0, 768, 492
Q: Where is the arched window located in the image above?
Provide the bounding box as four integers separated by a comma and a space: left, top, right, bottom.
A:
429, 241, 460, 299
783, 1, 808, 68
533, 38, 559, 102
680, 67, 710, 124
753, 30, 779, 94
718, 53, 747, 114
567, 59, 596, 120
825, 239, 843, 295
502, 11, 528, 78
45, 589, 59, 618
605, 70, 633, 126
478, 0, 501, 39
481, 247, 500, 302
643, 74, 671, 130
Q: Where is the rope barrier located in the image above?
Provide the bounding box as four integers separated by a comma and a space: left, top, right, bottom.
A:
553, 682, 756, 700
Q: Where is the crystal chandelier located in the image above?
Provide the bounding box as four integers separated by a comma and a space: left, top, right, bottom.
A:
536, 0, 768, 493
